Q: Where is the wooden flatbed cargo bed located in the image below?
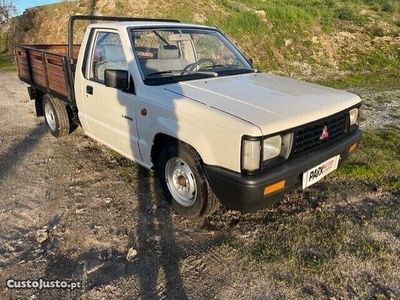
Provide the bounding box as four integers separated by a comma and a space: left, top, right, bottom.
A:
15, 44, 80, 104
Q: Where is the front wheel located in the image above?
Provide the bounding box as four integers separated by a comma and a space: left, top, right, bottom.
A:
158, 142, 219, 219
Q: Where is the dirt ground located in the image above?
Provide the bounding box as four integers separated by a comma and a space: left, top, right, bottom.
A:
0, 70, 399, 300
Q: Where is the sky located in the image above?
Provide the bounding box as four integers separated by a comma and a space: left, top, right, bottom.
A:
15, 0, 65, 15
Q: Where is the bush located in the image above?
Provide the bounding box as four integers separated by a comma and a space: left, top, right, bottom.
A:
370, 25, 385, 37
0, 33, 7, 54
325, 0, 338, 8
381, 1, 399, 12
335, 7, 356, 21
334, 6, 367, 25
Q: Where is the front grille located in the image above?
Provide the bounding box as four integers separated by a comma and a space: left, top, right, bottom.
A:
291, 113, 347, 155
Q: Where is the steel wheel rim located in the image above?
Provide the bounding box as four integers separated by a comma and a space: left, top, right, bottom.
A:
44, 102, 56, 131
165, 157, 197, 207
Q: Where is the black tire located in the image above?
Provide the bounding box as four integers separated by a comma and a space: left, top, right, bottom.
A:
42, 94, 70, 138
157, 141, 219, 219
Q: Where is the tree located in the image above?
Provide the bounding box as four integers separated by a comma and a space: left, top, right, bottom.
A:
0, 0, 16, 24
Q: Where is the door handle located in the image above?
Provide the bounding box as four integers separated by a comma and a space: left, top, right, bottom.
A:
86, 85, 93, 95
122, 114, 133, 121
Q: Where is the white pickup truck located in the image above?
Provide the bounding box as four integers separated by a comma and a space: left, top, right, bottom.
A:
15, 15, 362, 218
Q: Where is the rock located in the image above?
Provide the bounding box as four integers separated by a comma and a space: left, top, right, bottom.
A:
126, 248, 137, 262
284, 39, 292, 47
311, 36, 319, 44
36, 229, 48, 244
255, 10, 266, 18
75, 208, 86, 215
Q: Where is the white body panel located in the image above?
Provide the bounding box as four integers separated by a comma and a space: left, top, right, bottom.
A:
74, 22, 361, 173
165, 73, 361, 135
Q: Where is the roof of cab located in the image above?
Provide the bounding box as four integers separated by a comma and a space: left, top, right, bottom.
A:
87, 21, 216, 31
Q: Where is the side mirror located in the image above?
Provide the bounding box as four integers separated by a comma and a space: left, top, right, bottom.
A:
248, 57, 254, 67
104, 69, 129, 91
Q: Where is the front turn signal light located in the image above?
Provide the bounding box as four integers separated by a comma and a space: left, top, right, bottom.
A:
264, 180, 286, 196
348, 143, 358, 153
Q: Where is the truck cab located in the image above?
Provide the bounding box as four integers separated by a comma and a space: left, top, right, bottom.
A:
15, 16, 362, 219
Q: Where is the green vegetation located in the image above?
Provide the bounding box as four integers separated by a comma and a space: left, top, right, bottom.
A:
320, 72, 400, 91
166, 2, 194, 23
0, 31, 7, 53
390, 111, 400, 119
335, 126, 400, 189
0, 54, 15, 72
351, 47, 400, 72
220, 11, 265, 35
3, 0, 400, 80
246, 200, 397, 276
198, 0, 400, 76
353, 236, 387, 259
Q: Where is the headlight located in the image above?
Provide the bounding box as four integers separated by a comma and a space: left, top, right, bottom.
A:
241, 137, 261, 173
242, 133, 292, 173
263, 135, 282, 160
349, 108, 359, 126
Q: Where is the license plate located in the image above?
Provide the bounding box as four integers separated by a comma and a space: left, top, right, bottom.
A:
302, 155, 340, 189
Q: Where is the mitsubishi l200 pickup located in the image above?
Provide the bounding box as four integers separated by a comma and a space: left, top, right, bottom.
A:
15, 15, 362, 219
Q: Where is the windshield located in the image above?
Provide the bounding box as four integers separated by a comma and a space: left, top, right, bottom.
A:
131, 28, 254, 85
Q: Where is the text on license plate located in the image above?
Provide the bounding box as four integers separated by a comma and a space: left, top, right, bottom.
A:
302, 155, 340, 189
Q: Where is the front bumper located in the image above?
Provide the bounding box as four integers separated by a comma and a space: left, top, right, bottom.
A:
204, 129, 362, 212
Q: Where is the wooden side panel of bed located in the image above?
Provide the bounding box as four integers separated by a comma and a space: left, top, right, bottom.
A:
15, 44, 80, 101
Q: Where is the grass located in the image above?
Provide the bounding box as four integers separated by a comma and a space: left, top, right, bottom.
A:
374, 95, 388, 104
2, 0, 400, 79
319, 71, 400, 91
335, 126, 400, 189
166, 2, 194, 23
0, 54, 15, 72
352, 236, 388, 259
336, 45, 400, 77
243, 195, 399, 297
202, 0, 400, 75
390, 112, 400, 120
220, 11, 265, 35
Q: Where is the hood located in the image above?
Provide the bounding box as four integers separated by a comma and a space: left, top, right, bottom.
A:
164, 73, 361, 135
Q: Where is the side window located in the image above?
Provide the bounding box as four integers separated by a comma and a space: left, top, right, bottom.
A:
89, 32, 128, 82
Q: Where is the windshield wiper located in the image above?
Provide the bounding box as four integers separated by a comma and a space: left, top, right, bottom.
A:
147, 69, 218, 78
146, 70, 184, 77
219, 68, 257, 74
202, 64, 257, 73
187, 70, 218, 77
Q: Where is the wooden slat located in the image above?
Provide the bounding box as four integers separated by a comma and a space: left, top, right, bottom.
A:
15, 44, 76, 99
15, 47, 30, 81
44, 53, 67, 97
19, 44, 81, 59
28, 49, 46, 87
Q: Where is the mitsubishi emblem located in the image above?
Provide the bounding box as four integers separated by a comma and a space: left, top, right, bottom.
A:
319, 125, 329, 141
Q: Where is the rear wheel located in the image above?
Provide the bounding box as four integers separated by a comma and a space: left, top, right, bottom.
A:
42, 94, 70, 138
158, 142, 219, 219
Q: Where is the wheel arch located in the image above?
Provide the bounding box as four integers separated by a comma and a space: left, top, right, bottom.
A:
151, 133, 203, 170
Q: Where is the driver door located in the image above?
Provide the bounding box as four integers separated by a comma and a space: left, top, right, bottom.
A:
82, 29, 141, 161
